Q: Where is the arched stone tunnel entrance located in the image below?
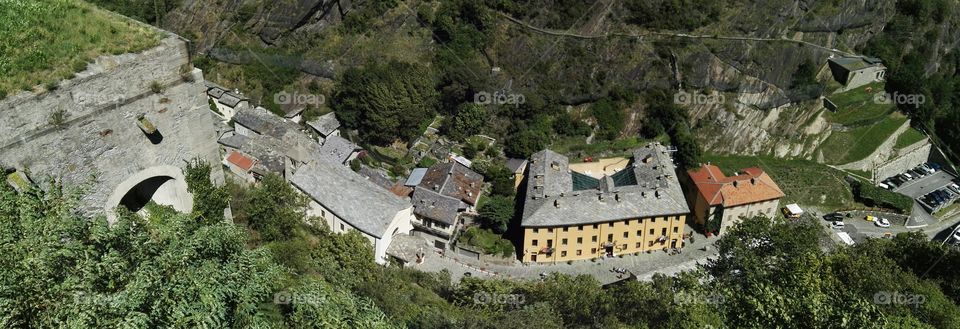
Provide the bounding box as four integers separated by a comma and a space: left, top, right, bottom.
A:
105, 165, 193, 223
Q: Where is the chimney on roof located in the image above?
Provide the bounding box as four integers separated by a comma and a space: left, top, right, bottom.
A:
551, 162, 560, 171
751, 178, 757, 185
598, 193, 605, 201
433, 184, 440, 191
642, 191, 647, 198
468, 191, 473, 197
732, 181, 738, 188
554, 199, 560, 208
655, 190, 662, 199
615, 193, 621, 202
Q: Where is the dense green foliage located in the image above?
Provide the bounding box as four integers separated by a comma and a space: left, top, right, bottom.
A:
334, 60, 439, 145
457, 227, 515, 257
0, 182, 394, 328
849, 178, 914, 213
447, 103, 487, 141
641, 90, 702, 168
477, 195, 513, 233
184, 159, 228, 222
236, 174, 308, 242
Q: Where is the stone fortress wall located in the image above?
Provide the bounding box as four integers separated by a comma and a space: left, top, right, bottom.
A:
0, 33, 223, 220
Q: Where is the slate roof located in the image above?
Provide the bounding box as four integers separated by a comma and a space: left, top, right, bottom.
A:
417, 162, 483, 206
520, 144, 690, 227
206, 87, 226, 99
232, 107, 320, 164
505, 158, 528, 174
319, 135, 360, 164
687, 164, 785, 207
282, 106, 306, 119
233, 107, 291, 138
306, 112, 341, 136
290, 161, 411, 238
218, 134, 248, 149
218, 93, 244, 108
411, 188, 465, 225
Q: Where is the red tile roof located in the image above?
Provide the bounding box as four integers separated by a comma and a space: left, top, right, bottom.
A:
226, 151, 255, 172
688, 164, 785, 207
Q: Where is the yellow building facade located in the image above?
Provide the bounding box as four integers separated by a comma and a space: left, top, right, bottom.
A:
519, 144, 691, 264
521, 214, 686, 262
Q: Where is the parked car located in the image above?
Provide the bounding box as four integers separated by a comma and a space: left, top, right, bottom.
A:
952, 230, 960, 243
874, 217, 891, 228
824, 213, 844, 221
901, 173, 914, 181
831, 221, 846, 229
878, 183, 890, 190
930, 162, 942, 170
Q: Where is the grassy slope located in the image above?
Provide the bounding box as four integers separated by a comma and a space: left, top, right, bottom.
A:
818, 114, 908, 164
894, 127, 926, 150
824, 82, 895, 126
0, 0, 161, 96
702, 154, 855, 210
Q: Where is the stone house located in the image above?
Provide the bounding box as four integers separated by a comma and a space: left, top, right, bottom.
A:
686, 164, 785, 235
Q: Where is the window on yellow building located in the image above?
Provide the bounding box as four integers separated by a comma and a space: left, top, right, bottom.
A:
622, 244, 627, 250
561, 251, 567, 257
561, 238, 567, 245
576, 250, 582, 255
651, 217, 656, 223
592, 236, 597, 242
635, 242, 641, 248
649, 229, 654, 235
578, 225, 583, 231
562, 227, 568, 232
623, 232, 628, 238
637, 230, 642, 237
608, 222, 614, 227
533, 228, 539, 233
591, 248, 597, 253
661, 228, 667, 235
548, 228, 554, 233
577, 237, 582, 244
607, 234, 613, 242
532, 239, 538, 246
593, 224, 599, 229
673, 227, 679, 233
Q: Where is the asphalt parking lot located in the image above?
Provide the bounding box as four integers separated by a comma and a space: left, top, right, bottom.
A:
891, 171, 957, 227
893, 171, 956, 199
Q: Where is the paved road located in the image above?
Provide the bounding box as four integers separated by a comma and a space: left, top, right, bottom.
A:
407, 227, 720, 285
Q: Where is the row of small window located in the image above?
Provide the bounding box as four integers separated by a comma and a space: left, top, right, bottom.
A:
531, 227, 678, 247
539, 242, 665, 257
531, 217, 681, 234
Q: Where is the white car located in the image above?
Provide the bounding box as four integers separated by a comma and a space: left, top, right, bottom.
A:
831, 221, 845, 229
874, 217, 891, 228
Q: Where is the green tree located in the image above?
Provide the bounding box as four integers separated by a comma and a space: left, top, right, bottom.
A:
184, 159, 228, 222
478, 195, 514, 233
239, 174, 307, 242
334, 60, 439, 145
449, 103, 486, 140
0, 181, 395, 328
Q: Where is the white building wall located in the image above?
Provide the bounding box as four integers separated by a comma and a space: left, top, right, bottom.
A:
719, 199, 781, 233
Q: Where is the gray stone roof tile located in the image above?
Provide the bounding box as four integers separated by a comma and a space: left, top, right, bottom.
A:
521, 143, 689, 227
290, 161, 411, 238
306, 112, 340, 136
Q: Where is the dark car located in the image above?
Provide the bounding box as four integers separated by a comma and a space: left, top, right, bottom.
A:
824, 213, 844, 221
